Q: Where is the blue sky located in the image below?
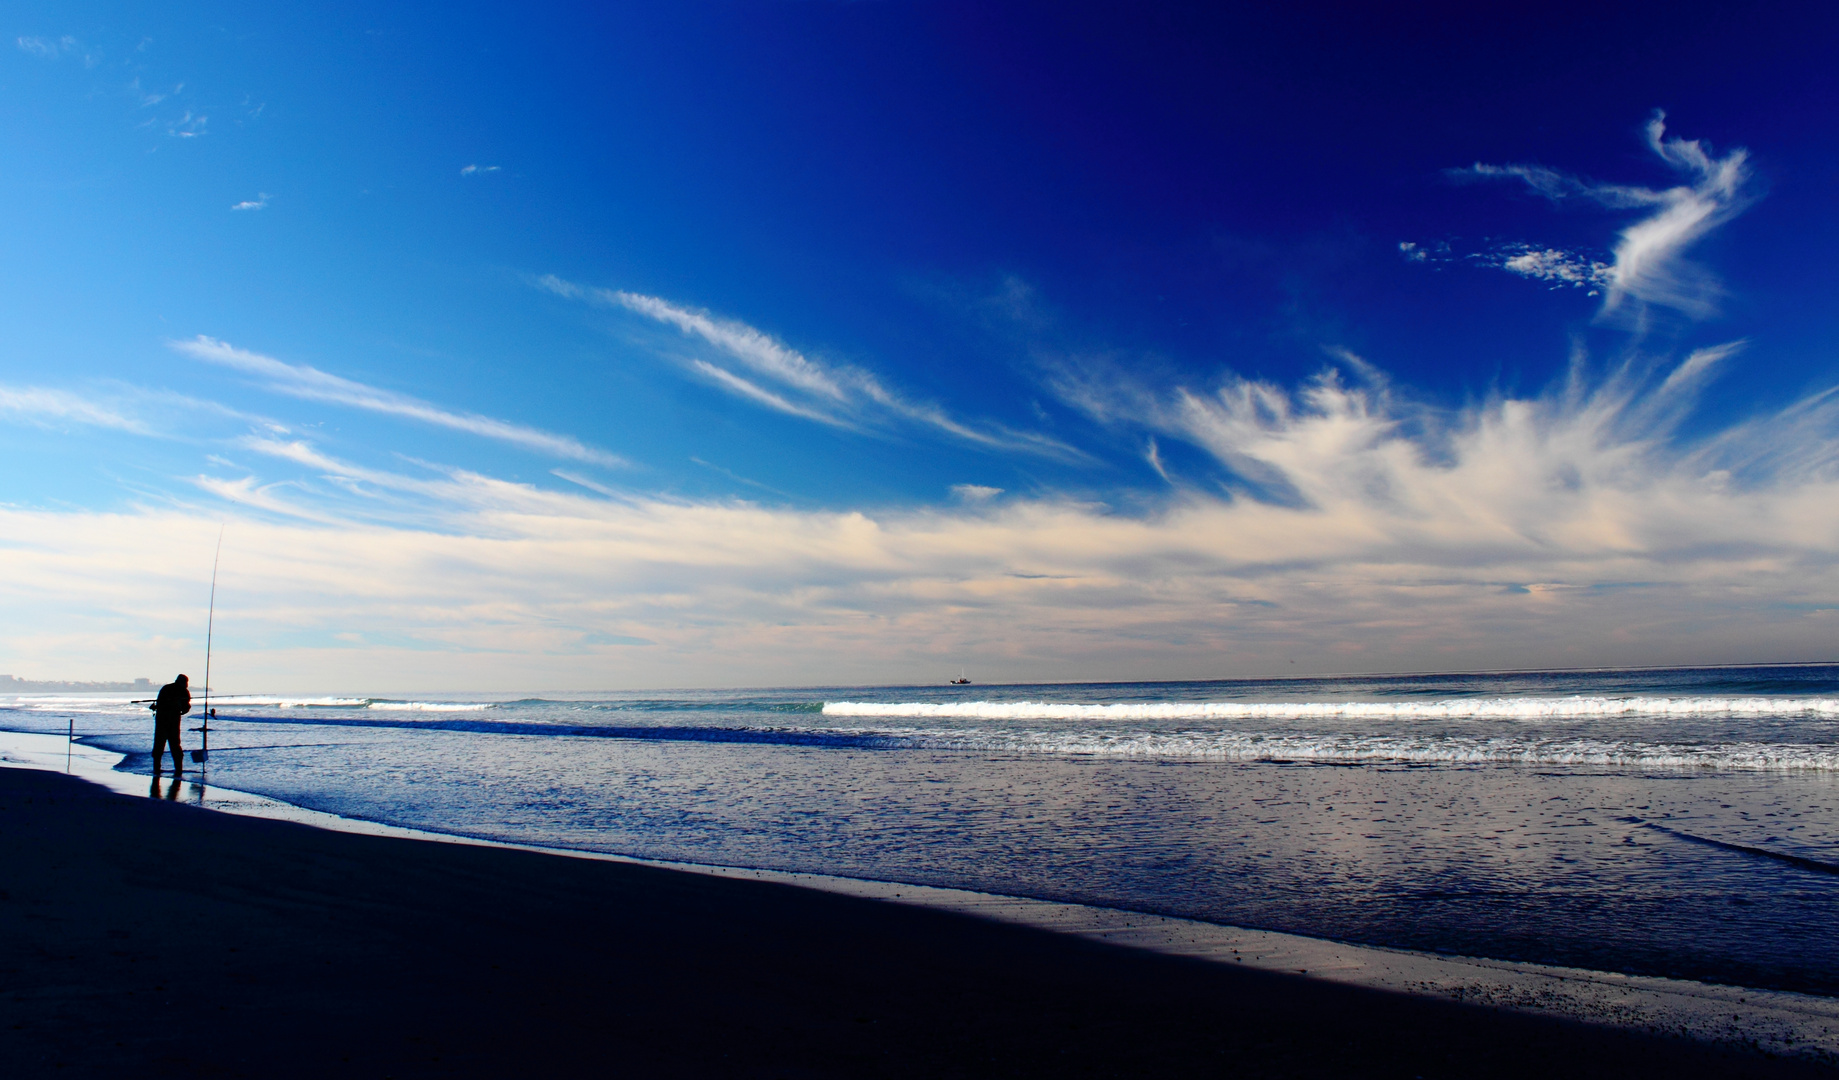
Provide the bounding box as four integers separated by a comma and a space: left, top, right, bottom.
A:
4, 1, 1838, 690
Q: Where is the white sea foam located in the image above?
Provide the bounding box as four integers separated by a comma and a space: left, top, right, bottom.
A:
209, 695, 371, 708
174, 696, 483, 710
824, 696, 1839, 722
3, 695, 145, 710
848, 727, 1839, 770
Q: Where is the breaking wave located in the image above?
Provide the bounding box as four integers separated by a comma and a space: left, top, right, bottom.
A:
207, 713, 1839, 769
824, 696, 1839, 722
877, 729, 1839, 770
207, 696, 489, 711
210, 695, 373, 708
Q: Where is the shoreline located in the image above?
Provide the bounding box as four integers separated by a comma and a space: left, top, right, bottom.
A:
3, 766, 1830, 1078
5, 728, 1839, 1066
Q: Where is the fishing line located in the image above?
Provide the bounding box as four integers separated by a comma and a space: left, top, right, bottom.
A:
194, 525, 224, 764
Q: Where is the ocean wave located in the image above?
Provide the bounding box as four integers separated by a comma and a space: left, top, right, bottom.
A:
195, 711, 1839, 769
824, 696, 1839, 722
210, 696, 372, 708
203, 713, 913, 748
198, 697, 489, 711
882, 729, 1839, 770
3, 695, 147, 709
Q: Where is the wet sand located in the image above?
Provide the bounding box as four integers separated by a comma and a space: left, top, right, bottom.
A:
1, 766, 1828, 1078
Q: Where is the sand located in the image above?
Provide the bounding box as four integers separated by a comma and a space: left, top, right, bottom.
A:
2, 765, 1830, 1078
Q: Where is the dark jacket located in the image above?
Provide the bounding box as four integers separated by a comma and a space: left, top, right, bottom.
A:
154, 682, 191, 725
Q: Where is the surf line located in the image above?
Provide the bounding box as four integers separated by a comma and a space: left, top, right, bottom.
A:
1633, 818, 1839, 876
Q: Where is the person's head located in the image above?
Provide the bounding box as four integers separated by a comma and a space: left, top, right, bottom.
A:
175, 674, 188, 686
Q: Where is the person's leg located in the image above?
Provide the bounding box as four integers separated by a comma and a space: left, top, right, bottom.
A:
155, 724, 183, 773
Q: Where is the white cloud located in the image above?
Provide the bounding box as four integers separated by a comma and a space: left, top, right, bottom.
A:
460, 164, 501, 175
1461, 111, 1752, 318
0, 386, 148, 433
1, 119, 1822, 690
16, 35, 78, 58
950, 484, 1003, 502
5, 340, 1835, 690
551, 469, 625, 499
231, 193, 269, 212
1400, 239, 1611, 295
167, 110, 207, 138
170, 336, 629, 468
686, 359, 851, 427
190, 473, 340, 523
1145, 437, 1172, 483
16, 33, 99, 66
1491, 246, 1612, 291
535, 275, 1083, 459
130, 78, 177, 108
688, 456, 787, 496
1047, 340, 1811, 527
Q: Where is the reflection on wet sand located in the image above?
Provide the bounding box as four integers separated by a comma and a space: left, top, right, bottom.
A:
148, 774, 206, 804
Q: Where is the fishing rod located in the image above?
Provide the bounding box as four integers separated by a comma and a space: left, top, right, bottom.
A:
193, 526, 224, 765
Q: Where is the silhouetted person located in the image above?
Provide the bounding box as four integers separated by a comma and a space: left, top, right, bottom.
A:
151, 674, 190, 776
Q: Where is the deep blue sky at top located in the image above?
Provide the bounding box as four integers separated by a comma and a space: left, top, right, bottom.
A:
4, 0, 1836, 511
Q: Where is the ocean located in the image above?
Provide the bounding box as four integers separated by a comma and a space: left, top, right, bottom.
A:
7, 664, 1839, 995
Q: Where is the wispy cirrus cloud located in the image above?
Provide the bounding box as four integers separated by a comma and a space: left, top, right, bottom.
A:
685, 358, 848, 427
11, 343, 1839, 689
130, 77, 178, 108
166, 110, 207, 138
190, 472, 343, 524
16, 34, 97, 65
81, 278, 1839, 689
17, 308, 1839, 685
8, 114, 1827, 688
460, 164, 500, 175
231, 193, 269, 211
535, 275, 1083, 460
16, 35, 76, 58
170, 336, 628, 468
1489, 245, 1613, 291
0, 386, 149, 433
1400, 241, 1613, 294
950, 483, 1003, 503
1039, 109, 1791, 535
1048, 337, 1786, 513
1456, 111, 1752, 318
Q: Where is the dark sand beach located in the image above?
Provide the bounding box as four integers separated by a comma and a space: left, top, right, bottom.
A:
2, 766, 1827, 1078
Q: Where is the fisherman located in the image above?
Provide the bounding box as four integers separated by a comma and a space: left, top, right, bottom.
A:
151, 673, 191, 776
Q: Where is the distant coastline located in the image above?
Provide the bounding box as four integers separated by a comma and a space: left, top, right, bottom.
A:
2, 675, 155, 694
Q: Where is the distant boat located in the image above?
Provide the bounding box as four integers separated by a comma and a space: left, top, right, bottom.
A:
950, 669, 971, 685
